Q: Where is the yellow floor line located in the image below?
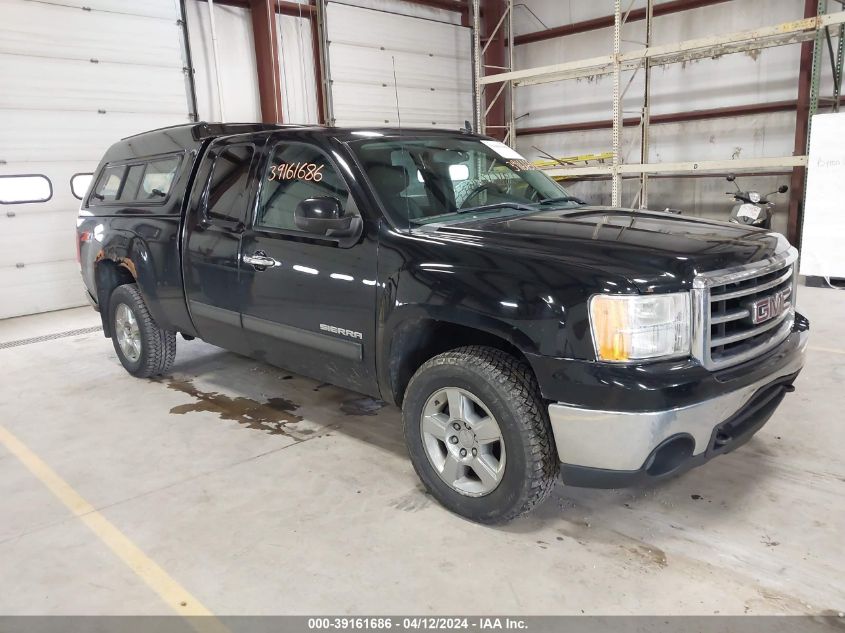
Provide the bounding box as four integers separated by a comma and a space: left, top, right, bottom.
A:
0, 424, 228, 633
808, 346, 845, 355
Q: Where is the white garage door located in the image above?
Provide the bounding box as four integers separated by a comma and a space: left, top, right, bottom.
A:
0, 0, 192, 319
325, 2, 472, 129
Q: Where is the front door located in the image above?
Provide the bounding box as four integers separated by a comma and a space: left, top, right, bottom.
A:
239, 136, 379, 395
183, 138, 258, 352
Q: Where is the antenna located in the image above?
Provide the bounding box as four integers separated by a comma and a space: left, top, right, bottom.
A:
391, 56, 402, 129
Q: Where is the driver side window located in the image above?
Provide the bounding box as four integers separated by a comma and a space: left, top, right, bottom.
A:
256, 143, 350, 232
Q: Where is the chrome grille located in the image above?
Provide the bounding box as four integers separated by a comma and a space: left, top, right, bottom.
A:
692, 243, 798, 370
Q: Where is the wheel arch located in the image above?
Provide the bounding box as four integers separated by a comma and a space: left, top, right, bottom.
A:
383, 315, 539, 406
94, 233, 166, 337
94, 257, 136, 337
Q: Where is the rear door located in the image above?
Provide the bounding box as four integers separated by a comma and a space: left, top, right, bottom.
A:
183, 138, 257, 352
238, 134, 379, 395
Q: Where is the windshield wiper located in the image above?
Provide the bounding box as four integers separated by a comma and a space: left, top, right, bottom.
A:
536, 195, 586, 206
455, 202, 538, 214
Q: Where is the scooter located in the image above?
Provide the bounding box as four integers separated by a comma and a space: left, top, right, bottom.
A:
726, 174, 788, 230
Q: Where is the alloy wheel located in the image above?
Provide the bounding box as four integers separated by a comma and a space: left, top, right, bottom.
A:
114, 303, 142, 363
420, 387, 506, 497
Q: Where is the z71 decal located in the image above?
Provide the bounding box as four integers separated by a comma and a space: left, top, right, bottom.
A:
269, 163, 324, 182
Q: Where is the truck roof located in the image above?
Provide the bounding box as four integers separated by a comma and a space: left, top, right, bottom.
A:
119, 122, 309, 142
105, 121, 482, 164
122, 121, 476, 138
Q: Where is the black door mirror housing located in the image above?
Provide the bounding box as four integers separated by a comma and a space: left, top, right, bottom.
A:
295, 197, 354, 236
778, 185, 789, 194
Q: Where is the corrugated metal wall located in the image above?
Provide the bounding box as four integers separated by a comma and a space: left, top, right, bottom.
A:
0, 0, 191, 318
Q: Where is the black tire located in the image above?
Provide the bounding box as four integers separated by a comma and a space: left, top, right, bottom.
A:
108, 284, 176, 378
402, 346, 558, 524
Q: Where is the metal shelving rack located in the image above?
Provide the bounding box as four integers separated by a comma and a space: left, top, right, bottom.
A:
472, 1, 845, 209
472, 0, 515, 143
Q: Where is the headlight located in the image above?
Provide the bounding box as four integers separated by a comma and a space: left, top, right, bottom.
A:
589, 293, 691, 362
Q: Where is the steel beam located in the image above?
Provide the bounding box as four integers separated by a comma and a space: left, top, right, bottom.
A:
310, 0, 326, 124
481, 12, 845, 87
398, 0, 468, 13
250, 0, 284, 123
541, 156, 808, 178
638, 0, 654, 208
517, 100, 810, 136
828, 22, 845, 110
788, 0, 823, 245
611, 0, 621, 206
197, 0, 315, 15
472, 0, 482, 132
559, 170, 794, 182
513, 0, 732, 46
482, 0, 507, 140
178, 0, 200, 122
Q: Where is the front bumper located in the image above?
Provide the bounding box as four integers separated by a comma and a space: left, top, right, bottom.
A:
547, 317, 808, 488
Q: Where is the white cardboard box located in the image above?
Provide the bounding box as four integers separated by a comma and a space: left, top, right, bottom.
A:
799, 112, 845, 278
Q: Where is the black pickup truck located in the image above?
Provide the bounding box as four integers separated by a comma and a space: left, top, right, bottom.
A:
76, 122, 808, 523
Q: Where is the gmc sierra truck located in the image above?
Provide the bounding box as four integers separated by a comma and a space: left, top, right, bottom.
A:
76, 123, 808, 524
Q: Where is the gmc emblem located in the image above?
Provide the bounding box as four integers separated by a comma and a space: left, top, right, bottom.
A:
748, 287, 791, 325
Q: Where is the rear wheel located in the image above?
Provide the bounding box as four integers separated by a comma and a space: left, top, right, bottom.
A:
108, 284, 176, 378
402, 346, 558, 524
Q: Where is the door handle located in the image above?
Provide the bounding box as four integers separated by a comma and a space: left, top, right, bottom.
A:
243, 251, 279, 269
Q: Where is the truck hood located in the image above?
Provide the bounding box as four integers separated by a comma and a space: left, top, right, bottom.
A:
426, 206, 787, 293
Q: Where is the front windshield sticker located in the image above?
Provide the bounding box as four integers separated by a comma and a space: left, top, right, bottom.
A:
269, 163, 324, 182
480, 140, 525, 160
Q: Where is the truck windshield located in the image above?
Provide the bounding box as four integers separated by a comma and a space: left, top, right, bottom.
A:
348, 136, 581, 226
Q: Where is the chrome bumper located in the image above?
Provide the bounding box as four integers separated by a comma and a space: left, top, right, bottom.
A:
548, 337, 807, 472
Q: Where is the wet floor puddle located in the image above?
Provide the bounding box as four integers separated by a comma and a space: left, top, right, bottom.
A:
162, 378, 314, 439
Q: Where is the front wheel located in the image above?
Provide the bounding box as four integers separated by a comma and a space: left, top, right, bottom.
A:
109, 284, 176, 378
402, 346, 558, 524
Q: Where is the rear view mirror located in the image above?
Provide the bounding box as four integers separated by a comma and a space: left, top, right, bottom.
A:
778, 185, 789, 194
294, 197, 354, 236
726, 174, 736, 182
431, 150, 469, 165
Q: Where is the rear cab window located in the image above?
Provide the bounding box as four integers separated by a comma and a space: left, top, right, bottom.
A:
89, 153, 183, 207
92, 165, 124, 203
120, 164, 146, 201
141, 157, 180, 200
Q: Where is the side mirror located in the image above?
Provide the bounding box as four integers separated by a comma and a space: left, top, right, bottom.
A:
778, 185, 789, 194
726, 174, 736, 182
294, 197, 353, 236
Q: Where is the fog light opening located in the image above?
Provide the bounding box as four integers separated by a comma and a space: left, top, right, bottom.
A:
645, 435, 695, 477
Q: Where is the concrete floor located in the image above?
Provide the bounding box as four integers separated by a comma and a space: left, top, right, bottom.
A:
0, 285, 843, 616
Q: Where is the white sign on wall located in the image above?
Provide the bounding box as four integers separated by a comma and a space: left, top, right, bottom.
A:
800, 112, 845, 278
